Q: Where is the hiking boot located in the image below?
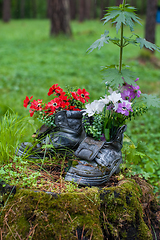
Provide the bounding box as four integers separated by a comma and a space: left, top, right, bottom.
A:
65, 125, 127, 186
16, 110, 85, 158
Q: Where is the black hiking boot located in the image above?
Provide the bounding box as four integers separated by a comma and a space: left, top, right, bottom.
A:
16, 110, 86, 158
65, 125, 127, 186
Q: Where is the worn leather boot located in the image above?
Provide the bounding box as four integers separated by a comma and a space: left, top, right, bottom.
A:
65, 125, 127, 186
16, 110, 85, 158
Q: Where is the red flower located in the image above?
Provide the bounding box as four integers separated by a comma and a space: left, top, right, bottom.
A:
77, 88, 90, 103
61, 101, 70, 109
67, 106, 81, 111
48, 84, 65, 96
46, 98, 61, 113
30, 99, 43, 111
55, 87, 65, 96
25, 85, 90, 119
23, 96, 33, 108
71, 92, 79, 100
29, 109, 35, 117
59, 95, 69, 102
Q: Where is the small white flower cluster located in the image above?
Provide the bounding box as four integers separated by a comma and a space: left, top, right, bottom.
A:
82, 90, 132, 117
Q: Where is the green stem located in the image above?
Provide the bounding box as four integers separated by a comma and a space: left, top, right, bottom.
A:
119, 22, 124, 73
119, 0, 126, 73
122, 0, 126, 9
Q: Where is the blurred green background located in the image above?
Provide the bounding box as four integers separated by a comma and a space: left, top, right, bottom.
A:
0, 19, 160, 115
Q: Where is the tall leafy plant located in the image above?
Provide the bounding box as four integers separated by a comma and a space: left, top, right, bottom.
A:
86, 0, 160, 191
87, 0, 160, 108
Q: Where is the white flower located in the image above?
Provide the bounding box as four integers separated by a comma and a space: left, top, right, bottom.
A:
108, 91, 122, 103
100, 95, 110, 105
94, 100, 105, 113
82, 100, 105, 117
107, 91, 122, 110
108, 87, 114, 94
108, 87, 119, 95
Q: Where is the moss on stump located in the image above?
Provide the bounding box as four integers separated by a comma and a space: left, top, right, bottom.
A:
0, 177, 159, 240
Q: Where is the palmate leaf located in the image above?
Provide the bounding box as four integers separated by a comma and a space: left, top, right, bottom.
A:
135, 37, 160, 52
87, 30, 110, 53
141, 93, 160, 108
113, 12, 126, 33
121, 69, 136, 85
124, 11, 141, 32
103, 5, 141, 33
102, 68, 124, 88
102, 68, 136, 88
109, 37, 121, 46
123, 36, 137, 46
103, 10, 121, 24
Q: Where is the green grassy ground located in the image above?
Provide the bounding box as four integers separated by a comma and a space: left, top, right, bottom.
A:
0, 19, 160, 116
0, 19, 160, 192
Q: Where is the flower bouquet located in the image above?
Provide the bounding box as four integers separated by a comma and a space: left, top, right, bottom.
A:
23, 84, 89, 128
82, 78, 145, 142
20, 85, 90, 155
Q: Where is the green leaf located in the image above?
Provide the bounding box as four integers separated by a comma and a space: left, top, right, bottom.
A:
109, 37, 121, 46
145, 162, 155, 173
103, 10, 121, 25
136, 141, 148, 153
141, 93, 160, 108
101, 64, 130, 70
123, 36, 137, 46
135, 151, 146, 158
87, 30, 110, 53
135, 37, 160, 52
113, 12, 126, 33
41, 144, 54, 149
103, 5, 141, 33
104, 128, 110, 141
127, 150, 140, 164
102, 68, 136, 88
121, 69, 136, 85
124, 11, 141, 32
102, 68, 124, 88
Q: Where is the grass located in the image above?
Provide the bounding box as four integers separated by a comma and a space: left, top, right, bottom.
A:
0, 19, 160, 193
0, 19, 160, 117
0, 111, 36, 163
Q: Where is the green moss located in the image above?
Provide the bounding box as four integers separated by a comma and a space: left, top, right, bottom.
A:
0, 178, 156, 239
100, 178, 153, 240
0, 187, 103, 240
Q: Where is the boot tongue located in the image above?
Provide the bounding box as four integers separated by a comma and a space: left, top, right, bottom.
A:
75, 137, 105, 161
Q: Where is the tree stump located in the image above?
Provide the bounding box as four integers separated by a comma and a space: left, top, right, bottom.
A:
0, 177, 159, 239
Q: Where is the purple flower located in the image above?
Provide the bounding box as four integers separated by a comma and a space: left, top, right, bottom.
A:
134, 78, 139, 82
130, 84, 141, 98
116, 101, 133, 116
121, 90, 132, 101
121, 81, 131, 91
100, 133, 106, 141
121, 79, 141, 100
107, 104, 113, 110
